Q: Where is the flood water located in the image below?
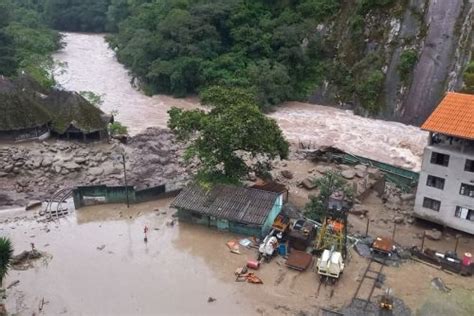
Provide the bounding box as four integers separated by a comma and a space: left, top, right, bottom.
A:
53, 33, 427, 171
53, 33, 198, 136
2, 200, 255, 315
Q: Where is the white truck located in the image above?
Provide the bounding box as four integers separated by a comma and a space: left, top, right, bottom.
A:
316, 248, 344, 279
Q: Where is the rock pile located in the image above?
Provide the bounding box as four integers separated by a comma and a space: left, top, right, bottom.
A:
381, 184, 416, 225
0, 127, 192, 208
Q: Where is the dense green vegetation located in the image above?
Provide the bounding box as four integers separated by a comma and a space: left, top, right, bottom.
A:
168, 86, 289, 184
398, 49, 418, 84
463, 61, 474, 93
3, 0, 431, 115
0, 0, 61, 87
0, 237, 13, 287
305, 171, 353, 221
107, 0, 342, 109
42, 0, 110, 32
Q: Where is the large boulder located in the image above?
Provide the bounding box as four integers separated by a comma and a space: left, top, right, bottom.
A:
74, 157, 87, 164
400, 193, 416, 201
354, 164, 367, 172
41, 158, 53, 167
54, 165, 62, 174
63, 162, 81, 171
32, 159, 43, 168
341, 169, 356, 180
356, 171, 366, 178
425, 229, 442, 241
301, 177, 317, 190
280, 170, 294, 179
315, 165, 332, 174
393, 216, 405, 224
3, 164, 14, 172
88, 167, 104, 176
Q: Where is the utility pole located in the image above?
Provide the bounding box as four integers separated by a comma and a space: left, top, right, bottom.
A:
122, 153, 129, 208
391, 223, 397, 242
365, 216, 370, 237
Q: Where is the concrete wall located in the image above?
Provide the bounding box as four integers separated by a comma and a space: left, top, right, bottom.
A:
262, 194, 284, 236
414, 145, 474, 234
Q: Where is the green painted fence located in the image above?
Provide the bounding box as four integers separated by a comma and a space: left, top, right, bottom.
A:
73, 184, 178, 209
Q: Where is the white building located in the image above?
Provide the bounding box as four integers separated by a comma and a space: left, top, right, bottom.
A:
414, 92, 474, 234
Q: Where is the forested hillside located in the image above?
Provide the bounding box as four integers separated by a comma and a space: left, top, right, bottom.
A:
2, 0, 474, 125
0, 0, 61, 87
107, 0, 474, 124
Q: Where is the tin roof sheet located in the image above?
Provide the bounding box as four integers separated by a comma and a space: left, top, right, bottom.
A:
170, 184, 279, 226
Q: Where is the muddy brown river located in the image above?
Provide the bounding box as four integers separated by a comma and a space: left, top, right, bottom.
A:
53, 33, 427, 171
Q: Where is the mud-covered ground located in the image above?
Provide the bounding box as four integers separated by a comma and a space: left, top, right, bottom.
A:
1, 198, 473, 316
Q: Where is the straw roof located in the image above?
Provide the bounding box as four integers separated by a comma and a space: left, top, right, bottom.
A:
40, 90, 109, 134
0, 76, 51, 131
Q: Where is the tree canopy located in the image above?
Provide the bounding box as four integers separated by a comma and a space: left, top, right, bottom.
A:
305, 171, 353, 221
0, 0, 61, 86
168, 86, 289, 184
107, 0, 342, 109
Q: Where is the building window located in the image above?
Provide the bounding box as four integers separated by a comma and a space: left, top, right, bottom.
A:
465, 159, 474, 173
426, 175, 445, 190
423, 197, 441, 211
460, 183, 474, 197
454, 206, 474, 221
430, 152, 449, 166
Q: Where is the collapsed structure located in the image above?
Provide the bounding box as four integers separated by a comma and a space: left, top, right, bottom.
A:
414, 92, 474, 234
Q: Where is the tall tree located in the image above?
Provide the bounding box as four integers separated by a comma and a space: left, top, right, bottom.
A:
43, 0, 110, 32
0, 0, 18, 76
168, 86, 289, 184
304, 171, 353, 221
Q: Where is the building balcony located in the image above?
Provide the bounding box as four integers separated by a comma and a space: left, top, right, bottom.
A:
428, 133, 474, 156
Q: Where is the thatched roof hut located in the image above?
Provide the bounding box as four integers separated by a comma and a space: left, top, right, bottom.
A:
0, 75, 112, 141
0, 76, 51, 138
40, 90, 111, 140
0, 93, 52, 132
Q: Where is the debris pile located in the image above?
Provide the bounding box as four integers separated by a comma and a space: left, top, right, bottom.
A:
0, 128, 191, 209
11, 249, 44, 270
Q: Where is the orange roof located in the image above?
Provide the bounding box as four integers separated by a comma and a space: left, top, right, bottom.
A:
421, 92, 474, 140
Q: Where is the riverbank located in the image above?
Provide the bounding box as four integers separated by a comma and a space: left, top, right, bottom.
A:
53, 32, 427, 171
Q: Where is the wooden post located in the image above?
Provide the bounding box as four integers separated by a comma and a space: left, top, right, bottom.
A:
454, 235, 460, 254
392, 223, 397, 242
122, 153, 129, 208
421, 231, 426, 251
365, 216, 370, 237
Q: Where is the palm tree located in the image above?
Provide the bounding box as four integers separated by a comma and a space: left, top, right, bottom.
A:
0, 237, 13, 287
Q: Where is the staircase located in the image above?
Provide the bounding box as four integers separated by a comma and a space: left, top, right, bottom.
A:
42, 188, 73, 221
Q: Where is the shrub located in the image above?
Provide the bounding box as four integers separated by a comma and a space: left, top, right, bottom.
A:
398, 49, 418, 83
108, 121, 128, 136
463, 61, 474, 93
